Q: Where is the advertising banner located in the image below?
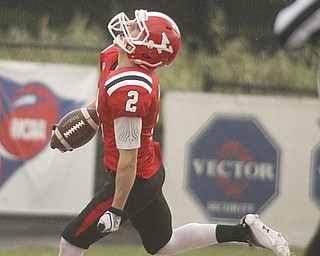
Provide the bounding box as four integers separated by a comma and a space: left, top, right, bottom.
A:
186, 116, 279, 221
0, 60, 99, 214
163, 92, 320, 246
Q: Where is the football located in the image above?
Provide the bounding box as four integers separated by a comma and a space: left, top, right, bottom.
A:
50, 107, 100, 151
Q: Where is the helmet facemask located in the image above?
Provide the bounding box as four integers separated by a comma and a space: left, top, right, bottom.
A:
108, 10, 150, 54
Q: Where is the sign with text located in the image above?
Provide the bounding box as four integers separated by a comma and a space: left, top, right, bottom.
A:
0, 60, 99, 214
164, 92, 320, 245
186, 115, 280, 221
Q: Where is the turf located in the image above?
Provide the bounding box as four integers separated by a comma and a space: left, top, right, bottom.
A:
0, 245, 304, 256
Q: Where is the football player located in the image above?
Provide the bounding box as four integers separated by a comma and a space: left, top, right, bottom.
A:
274, 1, 320, 255
56, 9, 290, 256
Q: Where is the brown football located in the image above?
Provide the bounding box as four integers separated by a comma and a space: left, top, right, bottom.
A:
50, 107, 100, 151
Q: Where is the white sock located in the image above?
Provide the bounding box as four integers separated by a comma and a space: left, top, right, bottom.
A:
156, 223, 218, 255
58, 237, 85, 256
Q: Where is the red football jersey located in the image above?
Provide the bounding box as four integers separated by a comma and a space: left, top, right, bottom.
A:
97, 45, 162, 179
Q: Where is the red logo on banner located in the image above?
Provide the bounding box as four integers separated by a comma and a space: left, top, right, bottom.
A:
214, 140, 252, 197
0, 83, 59, 159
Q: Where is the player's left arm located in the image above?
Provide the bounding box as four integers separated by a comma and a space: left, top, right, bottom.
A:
97, 148, 137, 233
97, 146, 138, 234
112, 116, 142, 210
112, 148, 138, 211
98, 116, 142, 233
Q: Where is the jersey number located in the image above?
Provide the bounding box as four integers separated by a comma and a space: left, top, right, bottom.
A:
125, 90, 139, 112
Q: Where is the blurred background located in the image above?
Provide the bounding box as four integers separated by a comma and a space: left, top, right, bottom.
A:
0, 0, 319, 254
0, 0, 317, 94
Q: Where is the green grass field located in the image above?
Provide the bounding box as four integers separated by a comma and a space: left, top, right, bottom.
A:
0, 245, 305, 256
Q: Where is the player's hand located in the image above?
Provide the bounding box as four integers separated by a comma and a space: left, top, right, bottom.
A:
97, 207, 122, 233
50, 124, 73, 153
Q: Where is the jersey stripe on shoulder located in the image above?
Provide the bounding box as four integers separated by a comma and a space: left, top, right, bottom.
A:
105, 71, 153, 95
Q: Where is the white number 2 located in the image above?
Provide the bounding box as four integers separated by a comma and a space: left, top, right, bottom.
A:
125, 90, 139, 112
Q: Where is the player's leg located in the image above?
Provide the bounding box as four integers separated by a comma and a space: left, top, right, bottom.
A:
129, 187, 219, 255
155, 213, 290, 256
156, 222, 219, 255
131, 189, 246, 255
238, 214, 290, 256
128, 165, 248, 255
125, 164, 172, 254
129, 190, 289, 255
129, 190, 173, 255
58, 237, 85, 256
156, 214, 251, 255
59, 172, 122, 255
